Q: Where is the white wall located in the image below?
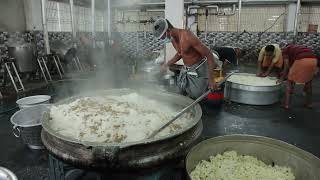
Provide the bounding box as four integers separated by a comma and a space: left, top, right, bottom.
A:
24, 0, 43, 31
299, 5, 320, 32
0, 0, 26, 31
24, 0, 105, 32
22, 2, 319, 33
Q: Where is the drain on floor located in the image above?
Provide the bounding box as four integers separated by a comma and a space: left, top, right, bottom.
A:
15, 166, 48, 180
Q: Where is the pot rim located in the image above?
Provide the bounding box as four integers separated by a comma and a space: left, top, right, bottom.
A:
185, 134, 320, 178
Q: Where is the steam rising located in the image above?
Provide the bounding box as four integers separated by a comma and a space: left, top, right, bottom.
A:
53, 0, 168, 100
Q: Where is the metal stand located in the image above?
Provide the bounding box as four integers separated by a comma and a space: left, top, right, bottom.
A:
48, 155, 95, 180
48, 154, 183, 180
51, 55, 64, 79
72, 56, 83, 71
4, 61, 25, 93
49, 155, 65, 180
37, 56, 52, 84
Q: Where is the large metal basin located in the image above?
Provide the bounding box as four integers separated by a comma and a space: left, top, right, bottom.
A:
224, 73, 281, 105
186, 135, 320, 180
41, 89, 203, 170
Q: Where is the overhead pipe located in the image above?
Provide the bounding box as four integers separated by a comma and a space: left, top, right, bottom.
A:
103, 0, 108, 42
41, 0, 50, 54
205, 5, 219, 40
206, 5, 219, 13
293, 0, 301, 36
205, 9, 209, 40
219, 4, 236, 16
185, 8, 188, 29
69, 0, 76, 42
113, 0, 299, 8
113, 1, 234, 8
137, 1, 237, 6
187, 5, 201, 14
91, 0, 96, 48
146, 9, 165, 12
186, 0, 237, 4
107, 0, 111, 42
57, 3, 62, 31
237, 0, 242, 32
186, 5, 200, 30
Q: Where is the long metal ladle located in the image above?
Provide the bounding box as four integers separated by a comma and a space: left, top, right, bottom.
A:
148, 71, 238, 139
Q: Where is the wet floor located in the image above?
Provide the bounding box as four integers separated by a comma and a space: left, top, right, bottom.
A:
0, 76, 319, 179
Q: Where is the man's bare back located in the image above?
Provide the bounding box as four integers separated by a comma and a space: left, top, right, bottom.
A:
152, 18, 217, 90
171, 30, 204, 66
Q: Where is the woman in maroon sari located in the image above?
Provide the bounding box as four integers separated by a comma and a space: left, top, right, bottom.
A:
278, 45, 318, 109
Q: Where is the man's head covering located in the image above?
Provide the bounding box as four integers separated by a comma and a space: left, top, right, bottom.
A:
153, 18, 168, 39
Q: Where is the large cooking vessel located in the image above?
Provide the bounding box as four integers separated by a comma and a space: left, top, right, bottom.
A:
224, 73, 281, 105
7, 42, 36, 72
41, 89, 203, 170
186, 135, 320, 180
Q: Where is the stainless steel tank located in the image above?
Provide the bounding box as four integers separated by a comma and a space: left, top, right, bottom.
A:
7, 42, 36, 72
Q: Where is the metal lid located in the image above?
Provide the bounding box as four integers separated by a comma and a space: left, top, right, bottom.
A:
16, 95, 51, 106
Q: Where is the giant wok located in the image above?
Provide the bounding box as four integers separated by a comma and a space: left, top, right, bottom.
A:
41, 89, 203, 170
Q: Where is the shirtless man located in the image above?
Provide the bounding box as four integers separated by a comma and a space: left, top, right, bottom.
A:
153, 18, 217, 99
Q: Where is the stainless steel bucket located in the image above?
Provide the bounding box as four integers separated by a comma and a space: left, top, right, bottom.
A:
186, 135, 320, 180
10, 104, 51, 150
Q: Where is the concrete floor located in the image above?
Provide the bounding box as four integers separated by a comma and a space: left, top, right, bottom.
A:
0, 75, 319, 179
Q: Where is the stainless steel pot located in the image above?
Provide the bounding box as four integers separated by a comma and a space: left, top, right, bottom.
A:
7, 42, 36, 72
41, 89, 203, 170
11, 104, 51, 150
224, 73, 281, 105
186, 135, 320, 180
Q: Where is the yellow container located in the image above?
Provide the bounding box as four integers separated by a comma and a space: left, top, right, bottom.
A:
213, 69, 224, 83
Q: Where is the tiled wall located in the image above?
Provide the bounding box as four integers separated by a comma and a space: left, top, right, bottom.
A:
199, 31, 320, 64
1, 30, 319, 65
116, 31, 320, 64
0, 31, 106, 58
0, 32, 320, 62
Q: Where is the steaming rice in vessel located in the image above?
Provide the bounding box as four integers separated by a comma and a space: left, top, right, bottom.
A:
49, 93, 193, 143
190, 151, 295, 180
228, 74, 277, 86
